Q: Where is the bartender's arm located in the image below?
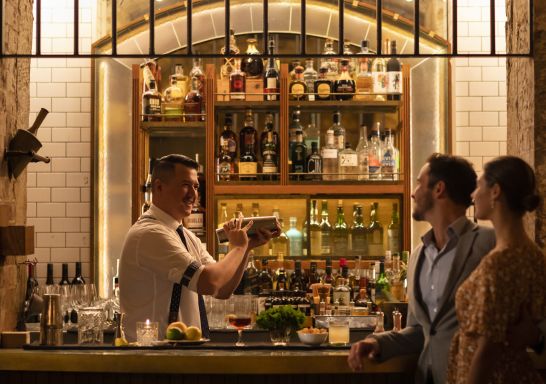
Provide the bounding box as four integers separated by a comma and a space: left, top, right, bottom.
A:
197, 215, 278, 299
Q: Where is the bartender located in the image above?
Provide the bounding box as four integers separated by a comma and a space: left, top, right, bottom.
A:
119, 154, 279, 340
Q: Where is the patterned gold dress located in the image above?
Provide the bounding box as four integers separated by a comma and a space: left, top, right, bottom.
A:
447, 241, 546, 384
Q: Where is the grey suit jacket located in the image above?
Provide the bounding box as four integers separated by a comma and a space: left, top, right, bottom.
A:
371, 219, 496, 384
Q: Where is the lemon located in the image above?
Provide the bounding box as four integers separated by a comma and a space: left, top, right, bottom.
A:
167, 321, 187, 333
166, 327, 185, 340
185, 326, 202, 341
114, 337, 129, 347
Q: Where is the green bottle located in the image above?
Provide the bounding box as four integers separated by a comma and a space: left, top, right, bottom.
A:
351, 204, 368, 257
367, 202, 384, 257
332, 200, 348, 257
320, 200, 331, 256
387, 202, 400, 254
309, 200, 322, 256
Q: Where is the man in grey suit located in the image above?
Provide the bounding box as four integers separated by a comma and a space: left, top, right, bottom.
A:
348, 154, 495, 384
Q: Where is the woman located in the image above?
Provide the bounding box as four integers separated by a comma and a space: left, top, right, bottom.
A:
447, 156, 545, 384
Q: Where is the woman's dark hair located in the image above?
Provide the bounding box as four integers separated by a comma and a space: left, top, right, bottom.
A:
426, 153, 477, 208
483, 156, 541, 214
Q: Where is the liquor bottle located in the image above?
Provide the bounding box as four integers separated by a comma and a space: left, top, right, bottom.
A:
113, 258, 120, 300
286, 217, 303, 257
220, 28, 240, 78
241, 38, 264, 78
335, 258, 348, 287
163, 75, 184, 116
375, 261, 391, 307
349, 257, 360, 300
367, 262, 376, 304
142, 59, 157, 93
173, 64, 189, 95
331, 111, 345, 152
333, 277, 352, 307
289, 65, 307, 100
332, 200, 348, 257
322, 264, 334, 287
261, 114, 279, 180
343, 39, 357, 77
258, 259, 274, 292
219, 113, 237, 161
368, 122, 382, 180
319, 200, 332, 256
321, 38, 339, 80
218, 114, 237, 181
72, 262, 85, 285
372, 45, 387, 101
333, 59, 356, 101
321, 125, 338, 182
260, 112, 279, 157
184, 77, 204, 122
239, 110, 258, 180
289, 60, 302, 80
387, 202, 400, 254
245, 253, 260, 295
45, 263, 57, 294
355, 40, 373, 101
230, 58, 246, 100
276, 269, 288, 291
289, 110, 303, 156
367, 202, 384, 257
251, 203, 266, 256
271, 218, 288, 259
306, 142, 322, 181
142, 79, 161, 121
264, 39, 279, 101
356, 125, 369, 181
381, 129, 397, 180
59, 263, 70, 286
290, 261, 306, 292
308, 261, 321, 290
189, 57, 205, 94
186, 196, 205, 240
217, 202, 230, 254
314, 66, 332, 100
304, 117, 320, 150
141, 158, 153, 214
291, 130, 307, 180
339, 142, 358, 181
303, 59, 318, 101
387, 40, 402, 101
351, 204, 368, 257
308, 200, 322, 256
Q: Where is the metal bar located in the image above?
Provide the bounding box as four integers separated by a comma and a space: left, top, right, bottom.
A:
225, 0, 230, 57
530, 0, 534, 56
149, 0, 155, 56
338, 0, 344, 55
187, 0, 192, 55
490, 0, 496, 54
376, 0, 382, 54
452, 0, 458, 54
414, 0, 420, 55
74, 0, 79, 55
301, 0, 306, 55
263, 0, 268, 53
36, 0, 42, 55
111, 0, 116, 55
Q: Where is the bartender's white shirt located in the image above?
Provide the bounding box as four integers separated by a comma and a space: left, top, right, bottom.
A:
119, 204, 215, 340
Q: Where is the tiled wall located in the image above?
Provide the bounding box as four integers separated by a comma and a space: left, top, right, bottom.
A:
27, 0, 96, 284
454, 0, 508, 173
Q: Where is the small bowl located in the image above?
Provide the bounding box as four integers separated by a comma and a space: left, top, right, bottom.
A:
297, 330, 329, 346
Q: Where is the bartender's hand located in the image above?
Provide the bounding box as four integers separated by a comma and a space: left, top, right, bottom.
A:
247, 219, 281, 250
224, 215, 252, 249
347, 338, 381, 372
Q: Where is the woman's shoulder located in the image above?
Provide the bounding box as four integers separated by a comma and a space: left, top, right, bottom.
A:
481, 241, 544, 269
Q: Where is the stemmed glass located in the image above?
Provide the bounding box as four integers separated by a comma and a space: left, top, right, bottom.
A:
226, 295, 254, 347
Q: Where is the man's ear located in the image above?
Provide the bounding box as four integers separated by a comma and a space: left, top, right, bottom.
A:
433, 180, 447, 199
152, 178, 162, 193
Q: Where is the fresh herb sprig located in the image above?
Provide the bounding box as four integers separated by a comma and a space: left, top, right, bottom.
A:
256, 305, 305, 331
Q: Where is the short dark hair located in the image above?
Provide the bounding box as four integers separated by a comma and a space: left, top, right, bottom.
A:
426, 153, 476, 208
152, 154, 198, 184
483, 156, 540, 215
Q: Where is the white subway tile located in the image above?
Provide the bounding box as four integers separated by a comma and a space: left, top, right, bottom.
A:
37, 233, 66, 248
81, 188, 90, 202
456, 82, 469, 96
33, 248, 51, 263
67, 83, 91, 97
499, 111, 507, 126
457, 22, 469, 37
468, 22, 489, 37
456, 126, 483, 142
455, 67, 481, 81
50, 248, 80, 263
27, 173, 37, 187
36, 128, 52, 143
482, 97, 506, 111
81, 218, 90, 232
458, 7, 483, 22
30, 97, 52, 113
52, 68, 81, 83
52, 127, 81, 142
37, 83, 66, 97
41, 142, 66, 157
458, 37, 482, 52
78, 24, 92, 39
470, 141, 500, 156
42, 23, 67, 38
52, 188, 81, 202
469, 82, 498, 96
469, 111, 499, 126
52, 158, 81, 172
468, 57, 498, 66
28, 161, 51, 173
481, 66, 506, 81
66, 173, 89, 187
52, 98, 81, 113
455, 58, 468, 67
66, 233, 90, 247
80, 98, 91, 112
66, 58, 91, 68
66, 203, 90, 217
80, 9, 92, 23
456, 112, 469, 127
483, 126, 507, 141
81, 158, 90, 172
456, 97, 483, 112
30, 67, 52, 83
41, 112, 67, 128
30, 83, 37, 97
498, 81, 506, 96
80, 128, 90, 142
52, 218, 81, 232
28, 217, 51, 233
28, 188, 51, 202
81, 68, 91, 82
37, 173, 66, 187
81, 262, 91, 281
499, 141, 507, 155
66, 113, 91, 127
80, 246, 90, 263
37, 203, 66, 217
67, 143, 91, 157
455, 142, 470, 156
37, 58, 67, 68
27, 203, 37, 217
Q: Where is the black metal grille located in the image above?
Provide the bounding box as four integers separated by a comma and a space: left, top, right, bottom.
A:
0, 0, 534, 58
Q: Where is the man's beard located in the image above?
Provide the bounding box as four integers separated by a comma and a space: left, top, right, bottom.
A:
412, 192, 434, 221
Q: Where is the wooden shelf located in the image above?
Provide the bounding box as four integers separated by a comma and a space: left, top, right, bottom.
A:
141, 121, 206, 130
289, 100, 401, 113
213, 183, 404, 195
215, 101, 280, 110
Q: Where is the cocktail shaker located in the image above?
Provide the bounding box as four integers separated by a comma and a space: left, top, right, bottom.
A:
40, 294, 63, 346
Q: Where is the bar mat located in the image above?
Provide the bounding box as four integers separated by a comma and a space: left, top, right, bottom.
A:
23, 341, 351, 351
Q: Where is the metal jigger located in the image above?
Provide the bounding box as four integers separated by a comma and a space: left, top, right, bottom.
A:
40, 294, 63, 346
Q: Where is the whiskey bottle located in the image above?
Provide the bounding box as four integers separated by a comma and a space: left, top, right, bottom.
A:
303, 59, 318, 101
289, 110, 303, 156
289, 60, 301, 80
343, 39, 357, 77
356, 124, 370, 180
218, 114, 237, 181
306, 142, 322, 181
372, 42, 388, 101
304, 117, 320, 150
314, 67, 332, 100
244, 253, 260, 295
321, 125, 338, 181
368, 122, 382, 180
258, 259, 274, 292
338, 142, 358, 181
290, 261, 306, 292
264, 39, 279, 101
289, 65, 307, 100
163, 75, 184, 116
218, 141, 235, 182
241, 38, 264, 78
319, 200, 332, 256
355, 40, 373, 101
321, 38, 339, 81
239, 110, 258, 180
189, 57, 205, 96
290, 130, 307, 180
252, 203, 267, 256
173, 63, 189, 95
142, 79, 161, 121
309, 200, 322, 256
286, 217, 303, 257
387, 202, 400, 254
230, 58, 246, 100
271, 218, 288, 259
332, 200, 348, 257
331, 111, 346, 151
381, 129, 396, 180
333, 59, 356, 100
351, 204, 368, 257
367, 202, 384, 257
220, 28, 240, 79
387, 40, 402, 101
262, 130, 279, 181
184, 77, 204, 122
260, 113, 279, 167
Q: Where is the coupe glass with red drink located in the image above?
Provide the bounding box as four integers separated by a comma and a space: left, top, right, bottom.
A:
226, 295, 253, 347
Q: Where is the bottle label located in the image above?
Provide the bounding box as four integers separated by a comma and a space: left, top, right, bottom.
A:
321, 148, 338, 159
340, 153, 358, 167
387, 71, 403, 94
382, 150, 395, 178
291, 83, 305, 95
310, 230, 322, 256
316, 83, 331, 98
239, 162, 258, 175
356, 76, 374, 99
186, 213, 204, 229
307, 159, 321, 174
266, 77, 278, 92
262, 164, 278, 174
143, 98, 161, 115
333, 291, 351, 306
372, 72, 388, 94
334, 135, 345, 151
220, 137, 237, 154
388, 229, 400, 253
184, 101, 201, 118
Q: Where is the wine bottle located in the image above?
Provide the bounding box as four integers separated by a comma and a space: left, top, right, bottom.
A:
59, 263, 70, 286
387, 40, 402, 101
72, 262, 85, 285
